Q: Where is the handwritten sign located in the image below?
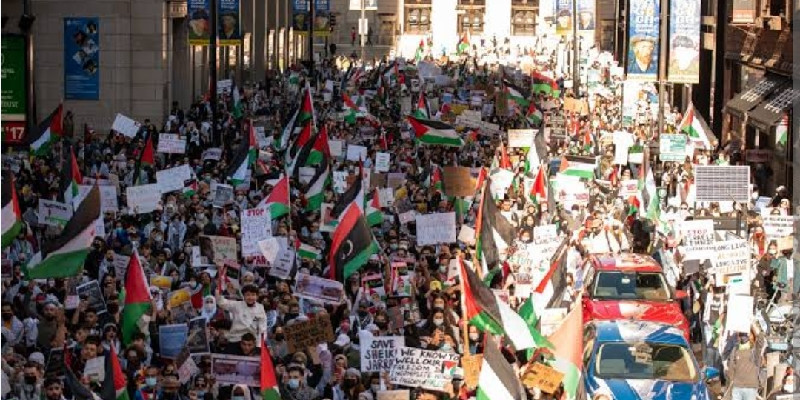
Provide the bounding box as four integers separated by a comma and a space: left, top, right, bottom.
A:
328, 139, 344, 157
710, 239, 750, 277
38, 199, 72, 227
377, 391, 410, 400
202, 148, 222, 161
157, 133, 186, 154
346, 144, 368, 162
284, 314, 335, 353
762, 215, 795, 237
375, 152, 391, 172
111, 113, 141, 137
360, 335, 404, 373
390, 347, 460, 391
442, 167, 475, 197
677, 219, 716, 260
461, 354, 482, 389
125, 184, 161, 214
241, 207, 272, 256
199, 235, 238, 264
415, 212, 457, 246
156, 164, 193, 194
522, 362, 565, 393
508, 129, 536, 148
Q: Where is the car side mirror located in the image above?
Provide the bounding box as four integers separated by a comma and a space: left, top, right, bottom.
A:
674, 289, 688, 299
703, 366, 720, 381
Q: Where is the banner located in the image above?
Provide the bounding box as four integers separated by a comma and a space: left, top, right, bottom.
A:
360, 335, 404, 373
187, 0, 211, 45
126, 184, 161, 214
762, 215, 795, 238
38, 200, 73, 227
199, 235, 238, 264
157, 134, 187, 154
576, 0, 596, 32
292, 0, 331, 37
64, 18, 100, 100
677, 219, 715, 260
710, 239, 750, 277
218, 0, 242, 45
156, 164, 193, 194
1, 35, 26, 144
389, 347, 460, 391
667, 0, 700, 83
554, 0, 573, 36
626, 0, 660, 81
211, 354, 260, 386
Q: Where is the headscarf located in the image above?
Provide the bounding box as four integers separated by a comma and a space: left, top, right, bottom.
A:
200, 295, 217, 322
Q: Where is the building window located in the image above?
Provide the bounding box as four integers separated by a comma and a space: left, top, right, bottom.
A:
405, 6, 431, 34
458, 11, 484, 34
511, 9, 536, 35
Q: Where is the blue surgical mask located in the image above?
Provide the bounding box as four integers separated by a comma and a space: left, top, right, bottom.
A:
196, 391, 205, 398
440, 343, 452, 352
232, 396, 245, 400
288, 378, 300, 389
145, 377, 158, 387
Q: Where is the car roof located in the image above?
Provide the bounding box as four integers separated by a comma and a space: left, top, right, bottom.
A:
591, 320, 687, 345
590, 253, 663, 272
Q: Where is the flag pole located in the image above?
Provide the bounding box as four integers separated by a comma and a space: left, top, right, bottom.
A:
459, 256, 471, 358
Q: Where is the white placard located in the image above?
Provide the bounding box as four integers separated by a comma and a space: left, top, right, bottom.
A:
762, 215, 795, 237
379, 187, 394, 207
242, 207, 272, 256
38, 199, 73, 227
77, 185, 119, 213
507, 129, 536, 148
126, 184, 161, 214
398, 210, 416, 225
270, 244, 296, 279
156, 164, 193, 194
618, 179, 639, 198
111, 114, 141, 138
389, 347, 459, 391
202, 148, 222, 161
710, 239, 750, 277
375, 152, 391, 172
415, 212, 457, 246
360, 335, 405, 373
328, 139, 344, 157
725, 295, 754, 333
298, 167, 316, 185
346, 144, 368, 162
458, 225, 476, 246
157, 134, 186, 154
333, 171, 349, 194
677, 219, 716, 260
216, 79, 232, 94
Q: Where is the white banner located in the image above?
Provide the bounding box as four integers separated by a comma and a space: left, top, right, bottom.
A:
389, 347, 460, 391
157, 134, 186, 154
415, 212, 457, 246
241, 207, 272, 256
156, 164, 193, 194
328, 140, 344, 157
126, 184, 161, 214
76, 185, 118, 213
710, 239, 750, 277
762, 215, 795, 238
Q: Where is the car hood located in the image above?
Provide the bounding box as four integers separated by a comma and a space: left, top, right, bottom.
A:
584, 300, 684, 324
586, 377, 708, 400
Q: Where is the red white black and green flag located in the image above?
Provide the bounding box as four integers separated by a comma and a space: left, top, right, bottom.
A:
407, 116, 464, 147
122, 249, 152, 345
1, 171, 23, 249
328, 205, 378, 282
29, 104, 63, 156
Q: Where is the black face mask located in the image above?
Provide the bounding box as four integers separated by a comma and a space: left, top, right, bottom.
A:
343, 379, 357, 389
24, 375, 37, 385
284, 313, 299, 321
2, 313, 12, 321
375, 321, 388, 329
275, 333, 285, 341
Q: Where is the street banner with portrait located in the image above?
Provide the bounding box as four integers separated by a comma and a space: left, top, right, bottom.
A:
667, 0, 700, 83
626, 0, 660, 81
64, 17, 100, 100
187, 0, 211, 45
218, 0, 242, 45
292, 0, 331, 36
576, 0, 596, 32
554, 0, 573, 36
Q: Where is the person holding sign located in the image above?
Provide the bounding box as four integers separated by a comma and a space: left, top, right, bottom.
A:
215, 266, 267, 345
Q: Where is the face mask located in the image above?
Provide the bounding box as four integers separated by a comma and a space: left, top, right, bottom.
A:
288, 379, 300, 389
784, 383, 794, 393
371, 384, 380, 392
204, 303, 215, 312
145, 377, 158, 387
24, 375, 37, 385
439, 265, 447, 273
769, 249, 778, 255
469, 333, 480, 341
2, 313, 12, 321
433, 318, 444, 326
440, 343, 452, 352
232, 396, 245, 400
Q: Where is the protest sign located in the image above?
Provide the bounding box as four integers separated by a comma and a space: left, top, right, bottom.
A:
725, 294, 754, 333
762, 215, 794, 237
375, 152, 391, 172
461, 354, 482, 389
267, 240, 296, 279
390, 347, 460, 391
150, 275, 173, 290
659, 134, 689, 162
328, 139, 344, 157
508, 129, 536, 148
694, 165, 751, 203
202, 147, 222, 161
126, 184, 161, 214
298, 167, 316, 185
213, 184, 234, 207
159, 324, 189, 359
360, 335, 404, 373
283, 314, 335, 353
38, 199, 72, 227
258, 236, 286, 263
199, 235, 238, 264
377, 391, 410, 400
241, 207, 272, 256
45, 346, 69, 378
211, 354, 261, 387
677, 219, 716, 260
176, 348, 199, 384
387, 172, 406, 188
346, 144, 368, 161
294, 273, 345, 304
76, 280, 107, 314
458, 225, 476, 246
157, 133, 186, 153
111, 113, 141, 137
442, 166, 475, 197
83, 356, 105, 382
379, 187, 395, 207
415, 212, 457, 246
76, 185, 118, 213
187, 317, 210, 354
398, 210, 417, 225
710, 239, 750, 277
167, 289, 191, 308
618, 179, 639, 198
156, 164, 193, 194
333, 171, 349, 193
522, 362, 565, 393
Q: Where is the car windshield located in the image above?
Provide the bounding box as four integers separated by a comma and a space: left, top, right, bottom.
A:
594, 342, 698, 381
592, 271, 671, 301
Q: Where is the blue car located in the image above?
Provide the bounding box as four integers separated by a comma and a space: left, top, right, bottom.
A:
583, 320, 719, 400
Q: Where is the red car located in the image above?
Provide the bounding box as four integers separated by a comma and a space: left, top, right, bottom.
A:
580, 253, 691, 341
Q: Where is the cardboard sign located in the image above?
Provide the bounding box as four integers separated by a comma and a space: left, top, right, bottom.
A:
415, 212, 457, 246
294, 273, 345, 304
508, 129, 536, 148
390, 347, 460, 391
371, 173, 388, 189
126, 184, 161, 214
199, 235, 238, 264
375, 152, 391, 172
346, 144, 368, 162
111, 113, 141, 137
461, 354, 482, 389
284, 314, 335, 353
156, 164, 193, 194
157, 133, 186, 154
38, 199, 73, 227
442, 166, 475, 197
241, 207, 272, 256
360, 335, 404, 373
377, 391, 410, 400
522, 362, 565, 393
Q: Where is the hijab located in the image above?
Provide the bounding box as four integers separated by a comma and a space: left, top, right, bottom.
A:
200, 295, 217, 322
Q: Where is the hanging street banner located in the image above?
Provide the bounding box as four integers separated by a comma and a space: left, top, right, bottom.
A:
626, 0, 660, 81
554, 0, 573, 36
1, 35, 27, 144
218, 0, 242, 45
187, 0, 211, 45
64, 17, 100, 100
667, 0, 700, 83
292, 0, 331, 37
576, 0, 596, 32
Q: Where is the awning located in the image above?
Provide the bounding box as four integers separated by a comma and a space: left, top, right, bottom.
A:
724, 75, 787, 119
747, 85, 800, 131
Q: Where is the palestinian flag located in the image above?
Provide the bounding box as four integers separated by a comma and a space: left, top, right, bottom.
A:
499, 142, 512, 170
559, 156, 596, 179
413, 91, 431, 120
297, 243, 322, 260
776, 113, 788, 146
183, 179, 198, 198
132, 134, 155, 186
63, 144, 82, 206
227, 123, 258, 186
459, 257, 536, 350
476, 335, 526, 400
546, 301, 583, 400
476, 178, 515, 269
457, 32, 470, 55
231, 82, 244, 120
306, 124, 331, 166
679, 103, 715, 149
529, 166, 547, 204
29, 104, 63, 156
519, 295, 555, 360
415, 39, 425, 61
304, 154, 330, 212
275, 106, 299, 151
331, 162, 365, 219
260, 336, 281, 400
101, 344, 130, 400
261, 175, 290, 219
428, 166, 443, 193
25, 186, 100, 279
504, 80, 530, 108
526, 102, 543, 126
342, 93, 361, 124
286, 122, 313, 165
532, 72, 560, 97
407, 116, 464, 147
366, 188, 384, 227
1, 172, 23, 249
122, 250, 152, 345
328, 205, 379, 282
298, 84, 315, 125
